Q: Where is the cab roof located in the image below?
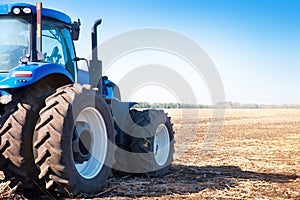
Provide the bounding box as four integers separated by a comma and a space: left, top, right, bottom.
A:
0, 3, 72, 24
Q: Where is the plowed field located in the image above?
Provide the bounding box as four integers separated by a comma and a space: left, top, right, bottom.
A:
101, 109, 300, 199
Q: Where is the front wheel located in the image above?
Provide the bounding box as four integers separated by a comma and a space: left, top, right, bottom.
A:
33, 84, 115, 195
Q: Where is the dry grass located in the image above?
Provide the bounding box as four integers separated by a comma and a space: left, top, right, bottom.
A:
0, 181, 21, 200
101, 109, 300, 199
1, 109, 299, 199
174, 109, 300, 199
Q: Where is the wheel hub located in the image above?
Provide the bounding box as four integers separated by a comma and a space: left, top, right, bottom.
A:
73, 121, 92, 164
154, 124, 170, 166
74, 107, 108, 179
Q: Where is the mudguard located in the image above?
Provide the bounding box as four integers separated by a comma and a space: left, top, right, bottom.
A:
0, 63, 74, 90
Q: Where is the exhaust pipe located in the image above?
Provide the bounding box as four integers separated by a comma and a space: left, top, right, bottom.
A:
89, 19, 103, 93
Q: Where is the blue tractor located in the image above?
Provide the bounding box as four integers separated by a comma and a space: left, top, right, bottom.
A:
0, 2, 174, 196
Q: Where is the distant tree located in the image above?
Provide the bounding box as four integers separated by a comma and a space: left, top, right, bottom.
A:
133, 102, 300, 109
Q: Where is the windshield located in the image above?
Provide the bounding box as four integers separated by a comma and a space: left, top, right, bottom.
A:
0, 18, 29, 71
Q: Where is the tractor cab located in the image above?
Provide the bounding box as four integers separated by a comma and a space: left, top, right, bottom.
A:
0, 3, 79, 88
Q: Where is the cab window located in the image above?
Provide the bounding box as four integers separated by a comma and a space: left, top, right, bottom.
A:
41, 21, 76, 78
42, 21, 65, 65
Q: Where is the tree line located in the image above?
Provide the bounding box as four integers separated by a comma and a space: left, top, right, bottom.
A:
133, 102, 300, 109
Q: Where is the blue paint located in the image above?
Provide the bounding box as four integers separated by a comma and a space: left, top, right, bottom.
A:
0, 63, 74, 89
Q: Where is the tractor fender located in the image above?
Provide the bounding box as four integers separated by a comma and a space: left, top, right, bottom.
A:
0, 63, 74, 90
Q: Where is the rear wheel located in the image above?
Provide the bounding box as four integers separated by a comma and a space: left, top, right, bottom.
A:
33, 84, 115, 195
0, 84, 54, 189
123, 109, 174, 176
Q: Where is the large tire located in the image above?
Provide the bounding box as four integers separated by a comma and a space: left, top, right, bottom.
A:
121, 109, 174, 176
0, 84, 54, 189
33, 84, 115, 195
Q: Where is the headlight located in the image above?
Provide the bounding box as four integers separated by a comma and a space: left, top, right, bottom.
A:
12, 7, 21, 15
12, 7, 32, 15
23, 7, 32, 14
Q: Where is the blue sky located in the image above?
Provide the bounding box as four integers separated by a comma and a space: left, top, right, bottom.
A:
2, 0, 300, 104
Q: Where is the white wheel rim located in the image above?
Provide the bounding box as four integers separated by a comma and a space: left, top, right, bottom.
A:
154, 124, 170, 166
74, 107, 107, 179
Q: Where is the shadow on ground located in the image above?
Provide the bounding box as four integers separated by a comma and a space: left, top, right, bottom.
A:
9, 164, 299, 199
98, 164, 299, 198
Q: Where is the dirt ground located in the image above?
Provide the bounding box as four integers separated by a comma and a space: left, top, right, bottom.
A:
98, 109, 300, 200
1, 109, 300, 199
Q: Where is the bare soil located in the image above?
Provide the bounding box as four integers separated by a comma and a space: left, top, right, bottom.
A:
1, 109, 300, 199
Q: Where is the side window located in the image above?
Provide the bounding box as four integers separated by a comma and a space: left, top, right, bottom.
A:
42, 22, 65, 65
41, 21, 76, 79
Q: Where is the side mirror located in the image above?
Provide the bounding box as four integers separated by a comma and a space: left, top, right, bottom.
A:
71, 19, 81, 41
